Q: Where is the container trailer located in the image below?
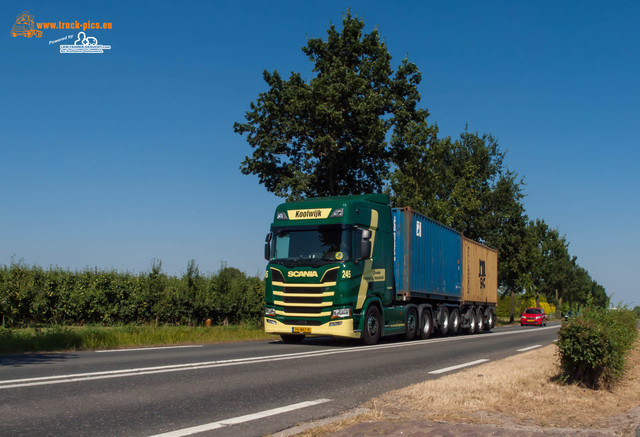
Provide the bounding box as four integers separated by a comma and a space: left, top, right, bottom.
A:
263, 194, 497, 344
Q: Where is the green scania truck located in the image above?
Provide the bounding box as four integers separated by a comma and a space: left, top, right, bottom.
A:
263, 194, 497, 345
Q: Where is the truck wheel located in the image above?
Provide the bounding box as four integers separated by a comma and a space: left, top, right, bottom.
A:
363, 305, 382, 345
280, 334, 305, 344
438, 307, 450, 336
466, 309, 476, 334
484, 308, 494, 331
405, 307, 418, 340
449, 308, 460, 335
419, 308, 432, 339
475, 307, 484, 333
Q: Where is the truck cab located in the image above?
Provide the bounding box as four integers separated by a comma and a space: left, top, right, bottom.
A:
263, 194, 399, 344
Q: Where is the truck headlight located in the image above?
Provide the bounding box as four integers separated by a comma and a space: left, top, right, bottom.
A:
265, 307, 276, 317
332, 308, 351, 319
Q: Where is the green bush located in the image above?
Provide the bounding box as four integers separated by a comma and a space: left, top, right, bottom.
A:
556, 306, 638, 389
0, 261, 265, 327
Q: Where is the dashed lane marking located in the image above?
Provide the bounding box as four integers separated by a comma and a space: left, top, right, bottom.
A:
517, 344, 543, 352
428, 359, 490, 374
147, 399, 331, 437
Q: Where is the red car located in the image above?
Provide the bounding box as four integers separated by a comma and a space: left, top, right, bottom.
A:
520, 307, 547, 326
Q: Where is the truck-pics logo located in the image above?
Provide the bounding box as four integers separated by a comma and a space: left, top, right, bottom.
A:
10, 11, 113, 54
60, 31, 111, 54
11, 11, 42, 38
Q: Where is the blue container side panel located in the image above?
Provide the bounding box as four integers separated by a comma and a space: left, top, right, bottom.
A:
392, 208, 462, 301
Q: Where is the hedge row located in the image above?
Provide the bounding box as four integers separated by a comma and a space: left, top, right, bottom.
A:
557, 306, 638, 389
0, 261, 265, 327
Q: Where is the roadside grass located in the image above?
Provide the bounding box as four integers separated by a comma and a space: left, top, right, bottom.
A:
299, 334, 640, 436
0, 324, 272, 354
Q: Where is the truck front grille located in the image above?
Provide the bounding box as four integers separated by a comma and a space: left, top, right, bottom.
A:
271, 267, 338, 318
282, 286, 328, 295
282, 306, 326, 315
282, 296, 324, 304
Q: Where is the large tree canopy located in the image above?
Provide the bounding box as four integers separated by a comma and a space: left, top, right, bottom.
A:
234, 11, 426, 200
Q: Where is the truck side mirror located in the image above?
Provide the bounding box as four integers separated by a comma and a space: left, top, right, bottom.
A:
264, 233, 272, 260
359, 229, 372, 261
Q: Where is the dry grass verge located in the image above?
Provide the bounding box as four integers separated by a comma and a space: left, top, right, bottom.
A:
295, 337, 640, 436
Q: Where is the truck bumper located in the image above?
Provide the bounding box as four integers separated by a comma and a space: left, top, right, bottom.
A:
264, 317, 361, 340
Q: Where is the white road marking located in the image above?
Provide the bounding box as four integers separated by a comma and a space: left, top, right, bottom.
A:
96, 345, 203, 353
428, 359, 490, 374
147, 398, 331, 437
517, 344, 543, 352
0, 325, 560, 390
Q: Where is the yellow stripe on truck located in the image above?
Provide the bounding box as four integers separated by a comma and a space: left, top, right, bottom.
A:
275, 310, 332, 317
356, 209, 378, 310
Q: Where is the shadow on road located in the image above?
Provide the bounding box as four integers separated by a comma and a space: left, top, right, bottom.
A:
0, 353, 79, 367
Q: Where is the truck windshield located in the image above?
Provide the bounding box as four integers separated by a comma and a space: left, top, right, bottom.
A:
271, 228, 351, 267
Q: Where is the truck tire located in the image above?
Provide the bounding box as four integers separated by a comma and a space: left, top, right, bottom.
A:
419, 308, 433, 339
405, 307, 418, 340
438, 307, 450, 336
466, 308, 476, 334
475, 307, 484, 333
280, 334, 305, 344
363, 305, 382, 345
449, 308, 461, 335
484, 308, 494, 331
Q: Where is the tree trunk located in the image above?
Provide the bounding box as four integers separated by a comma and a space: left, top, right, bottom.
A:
535, 293, 540, 308
509, 291, 515, 324
557, 290, 563, 319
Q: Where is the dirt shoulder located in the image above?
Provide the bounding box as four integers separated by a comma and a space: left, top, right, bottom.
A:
286, 337, 640, 436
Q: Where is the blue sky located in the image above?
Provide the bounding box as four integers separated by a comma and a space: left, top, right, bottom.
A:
2, 1, 638, 307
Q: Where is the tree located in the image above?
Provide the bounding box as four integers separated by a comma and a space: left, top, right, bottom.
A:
527, 220, 608, 311
234, 11, 426, 200
528, 219, 574, 313
391, 127, 512, 241
485, 174, 535, 322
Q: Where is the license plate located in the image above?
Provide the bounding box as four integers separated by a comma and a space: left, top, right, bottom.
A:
527, 319, 534, 323
293, 327, 311, 334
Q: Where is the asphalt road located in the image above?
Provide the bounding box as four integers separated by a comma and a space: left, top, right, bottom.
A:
0, 324, 561, 437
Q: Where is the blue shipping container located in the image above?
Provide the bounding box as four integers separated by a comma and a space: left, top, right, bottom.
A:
392, 208, 462, 301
